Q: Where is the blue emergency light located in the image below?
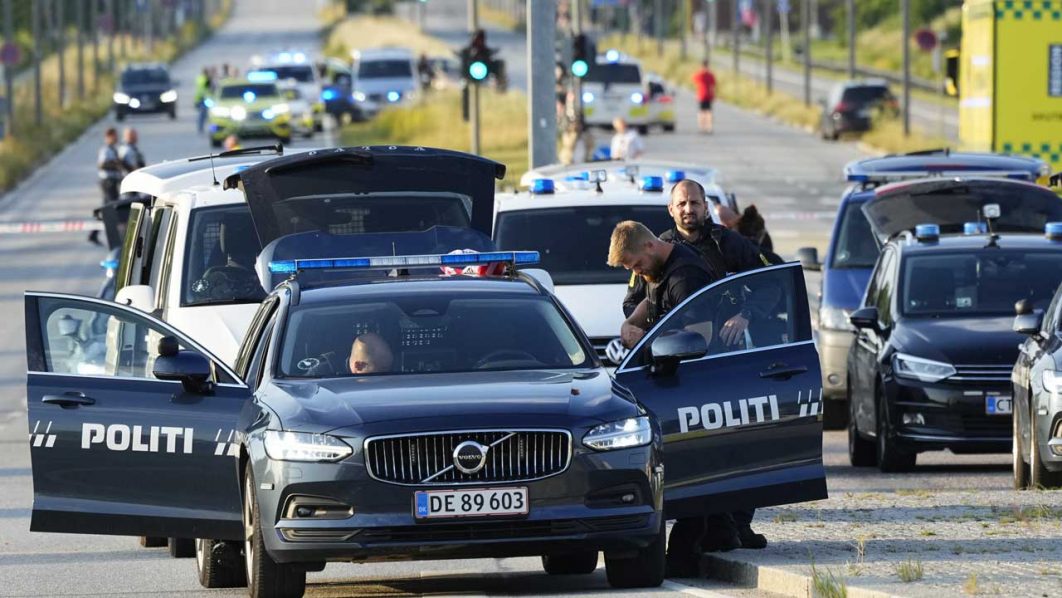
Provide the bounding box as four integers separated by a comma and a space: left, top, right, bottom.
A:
321, 88, 338, 101
963, 222, 987, 235
665, 170, 686, 183
242, 91, 257, 103
387, 91, 401, 103
605, 49, 621, 63
915, 223, 940, 243
531, 178, 555, 194
1046, 222, 1062, 241
269, 251, 541, 274
641, 176, 664, 192
246, 70, 278, 83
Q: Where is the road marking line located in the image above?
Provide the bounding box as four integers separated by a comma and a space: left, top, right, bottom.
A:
662, 580, 733, 597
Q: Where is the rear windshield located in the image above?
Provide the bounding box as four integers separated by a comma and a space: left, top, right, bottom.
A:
122, 68, 169, 86
219, 83, 278, 99
495, 206, 674, 284
358, 59, 413, 79
584, 63, 642, 84
261, 65, 314, 82
830, 201, 879, 269
842, 86, 891, 104
182, 205, 266, 307
268, 193, 471, 237
901, 251, 1062, 317
279, 293, 590, 377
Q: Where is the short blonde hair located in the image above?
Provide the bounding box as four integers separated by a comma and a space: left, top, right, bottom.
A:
607, 220, 656, 267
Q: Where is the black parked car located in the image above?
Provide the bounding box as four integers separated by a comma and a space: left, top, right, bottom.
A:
1012, 257, 1062, 490
819, 80, 898, 140
846, 178, 1062, 472
113, 63, 178, 120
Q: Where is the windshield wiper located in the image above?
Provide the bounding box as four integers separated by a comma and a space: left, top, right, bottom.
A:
188, 144, 284, 163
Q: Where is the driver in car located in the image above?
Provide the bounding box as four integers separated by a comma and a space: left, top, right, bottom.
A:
349, 332, 394, 375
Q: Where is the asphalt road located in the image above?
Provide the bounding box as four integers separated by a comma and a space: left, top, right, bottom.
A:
0, 3, 1016, 597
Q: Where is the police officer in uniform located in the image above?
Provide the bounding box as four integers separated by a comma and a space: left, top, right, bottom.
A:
90, 128, 124, 245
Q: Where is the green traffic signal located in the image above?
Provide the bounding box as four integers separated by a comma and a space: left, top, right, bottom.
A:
571, 59, 589, 78
469, 60, 489, 81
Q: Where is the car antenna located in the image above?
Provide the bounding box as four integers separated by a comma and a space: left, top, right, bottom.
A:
207, 151, 220, 186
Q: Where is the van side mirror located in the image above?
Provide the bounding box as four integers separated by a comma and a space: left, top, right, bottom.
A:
1013, 312, 1044, 337
849, 307, 880, 331
650, 330, 708, 377
796, 247, 820, 271
115, 285, 155, 313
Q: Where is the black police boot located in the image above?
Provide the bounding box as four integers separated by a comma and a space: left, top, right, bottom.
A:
665, 518, 706, 578
699, 514, 741, 552
737, 526, 768, 549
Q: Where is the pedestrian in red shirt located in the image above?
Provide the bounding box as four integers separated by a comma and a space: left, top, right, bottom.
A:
691, 60, 716, 134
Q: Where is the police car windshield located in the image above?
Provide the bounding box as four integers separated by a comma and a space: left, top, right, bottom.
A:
220, 83, 278, 99
262, 65, 314, 82
584, 63, 641, 84
831, 202, 879, 269
182, 205, 266, 307
358, 59, 413, 79
121, 68, 169, 86
901, 250, 1062, 317
279, 292, 591, 378
495, 206, 674, 284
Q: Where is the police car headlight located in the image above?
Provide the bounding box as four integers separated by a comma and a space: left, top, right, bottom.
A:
230, 106, 248, 121
353, 91, 367, 102
113, 92, 130, 104
160, 89, 178, 103
263, 431, 353, 462
583, 417, 651, 451
210, 106, 231, 118
892, 353, 955, 383
819, 307, 854, 332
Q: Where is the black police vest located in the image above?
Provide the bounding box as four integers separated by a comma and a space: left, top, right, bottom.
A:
646, 245, 716, 326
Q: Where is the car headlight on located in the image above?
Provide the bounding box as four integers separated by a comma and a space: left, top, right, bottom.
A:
113, 92, 130, 104
892, 353, 955, 383
1043, 370, 1062, 394
210, 105, 231, 117
263, 431, 353, 462
583, 416, 651, 451
353, 91, 367, 102
582, 91, 595, 104
630, 92, 644, 104
819, 307, 854, 332
160, 89, 178, 103
386, 90, 401, 103
230, 105, 247, 121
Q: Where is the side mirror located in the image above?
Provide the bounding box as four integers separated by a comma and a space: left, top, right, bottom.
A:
115, 284, 155, 313
796, 247, 821, 271
849, 307, 880, 331
650, 330, 708, 377
1013, 312, 1044, 337
153, 344, 213, 394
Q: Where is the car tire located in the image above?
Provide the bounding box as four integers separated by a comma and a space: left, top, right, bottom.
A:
277, 135, 292, 146
245, 465, 306, 598
196, 538, 248, 588
116, 110, 126, 122
169, 108, 177, 120
1013, 405, 1030, 490
848, 389, 876, 467
637, 125, 649, 136
822, 399, 848, 430
314, 121, 323, 133
1030, 413, 1062, 489
168, 537, 195, 558
662, 124, 675, 133
139, 536, 167, 548
542, 550, 598, 575
876, 389, 916, 473
604, 523, 665, 589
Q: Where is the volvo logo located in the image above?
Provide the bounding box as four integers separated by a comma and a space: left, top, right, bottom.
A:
452, 440, 488, 474
605, 338, 629, 364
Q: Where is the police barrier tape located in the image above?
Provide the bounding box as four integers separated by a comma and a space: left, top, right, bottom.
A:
0, 219, 103, 234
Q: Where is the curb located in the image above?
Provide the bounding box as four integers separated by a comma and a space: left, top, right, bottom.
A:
704, 554, 900, 598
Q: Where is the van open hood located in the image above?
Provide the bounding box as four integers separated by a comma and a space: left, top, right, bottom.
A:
861, 177, 1062, 239
223, 146, 504, 247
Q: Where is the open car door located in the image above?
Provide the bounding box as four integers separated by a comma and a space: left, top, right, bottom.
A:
862, 177, 1062, 240
224, 145, 505, 247
613, 263, 827, 517
24, 293, 249, 541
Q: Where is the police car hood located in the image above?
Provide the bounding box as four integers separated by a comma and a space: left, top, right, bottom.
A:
266, 370, 637, 432
893, 316, 1022, 366
223, 146, 504, 247
355, 77, 417, 95
862, 178, 1062, 239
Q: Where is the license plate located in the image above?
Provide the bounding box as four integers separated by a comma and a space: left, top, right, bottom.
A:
986, 395, 1012, 415
414, 487, 528, 519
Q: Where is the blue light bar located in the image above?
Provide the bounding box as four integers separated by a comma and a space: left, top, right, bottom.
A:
100, 257, 118, 270
247, 70, 278, 82
641, 176, 664, 192
665, 170, 686, 183
242, 90, 257, 103
531, 178, 555, 194
1046, 222, 1062, 240
846, 173, 870, 182
563, 172, 589, 181
268, 251, 540, 274
915, 223, 940, 242
963, 222, 987, 235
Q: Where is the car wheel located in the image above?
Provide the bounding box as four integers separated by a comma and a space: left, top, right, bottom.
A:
637, 125, 649, 136
822, 399, 848, 430
277, 135, 292, 146
542, 550, 598, 575
245, 464, 306, 598
1030, 414, 1062, 489
876, 388, 916, 473
116, 110, 126, 122
662, 124, 675, 133
848, 388, 876, 467
604, 522, 665, 588
197, 538, 248, 588
169, 108, 177, 120
314, 121, 323, 133
1013, 404, 1030, 490
168, 537, 195, 558
139, 536, 166, 548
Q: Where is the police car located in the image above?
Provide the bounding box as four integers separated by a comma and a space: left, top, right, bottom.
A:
25, 233, 826, 596
845, 178, 1062, 472
581, 51, 652, 133
250, 50, 325, 133
206, 76, 293, 148
351, 48, 418, 119
497, 168, 735, 365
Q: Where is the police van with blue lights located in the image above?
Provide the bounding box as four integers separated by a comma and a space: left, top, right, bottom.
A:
844, 178, 1062, 472
250, 50, 325, 133
581, 51, 658, 133
351, 48, 418, 120
496, 168, 735, 365
25, 215, 827, 596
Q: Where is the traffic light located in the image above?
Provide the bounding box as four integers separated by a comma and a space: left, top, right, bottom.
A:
571, 34, 590, 78
461, 31, 494, 83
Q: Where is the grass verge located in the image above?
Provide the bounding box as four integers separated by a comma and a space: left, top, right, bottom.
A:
810, 561, 847, 598
896, 559, 925, 583
323, 15, 454, 62
0, 3, 232, 194
479, 3, 524, 32
339, 88, 528, 189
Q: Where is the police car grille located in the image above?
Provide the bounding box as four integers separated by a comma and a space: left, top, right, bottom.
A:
365, 430, 571, 486
950, 364, 1013, 382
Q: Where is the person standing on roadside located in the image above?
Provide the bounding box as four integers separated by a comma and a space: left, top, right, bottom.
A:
118, 127, 145, 174
194, 67, 212, 134
89, 128, 123, 245
610, 117, 645, 160
691, 60, 716, 134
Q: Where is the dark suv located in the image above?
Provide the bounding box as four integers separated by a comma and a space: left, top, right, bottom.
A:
819, 80, 898, 140
846, 179, 1062, 472
113, 63, 177, 120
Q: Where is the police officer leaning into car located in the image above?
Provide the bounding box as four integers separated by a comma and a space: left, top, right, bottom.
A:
618, 179, 778, 576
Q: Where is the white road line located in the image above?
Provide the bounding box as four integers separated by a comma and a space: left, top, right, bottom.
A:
662, 580, 733, 597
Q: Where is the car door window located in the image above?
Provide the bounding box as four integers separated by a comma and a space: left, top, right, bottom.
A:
115, 203, 146, 292
246, 316, 277, 389
627, 265, 810, 369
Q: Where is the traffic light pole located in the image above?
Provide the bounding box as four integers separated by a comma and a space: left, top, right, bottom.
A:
528, 0, 557, 168
468, 0, 481, 156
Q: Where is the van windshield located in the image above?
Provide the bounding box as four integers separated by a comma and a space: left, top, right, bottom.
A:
584, 63, 641, 84
830, 202, 879, 269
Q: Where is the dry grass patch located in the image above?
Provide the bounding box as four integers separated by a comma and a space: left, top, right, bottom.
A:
896, 559, 924, 583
